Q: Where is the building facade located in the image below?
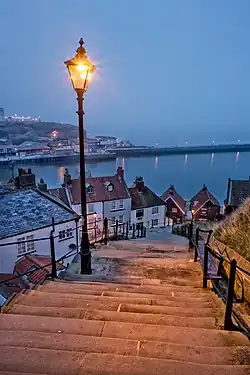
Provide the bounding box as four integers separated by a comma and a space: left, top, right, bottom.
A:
129, 177, 166, 228
161, 185, 186, 224
49, 167, 131, 240
0, 188, 79, 274
191, 185, 220, 222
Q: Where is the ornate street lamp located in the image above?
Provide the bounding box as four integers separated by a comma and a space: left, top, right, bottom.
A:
64, 38, 96, 274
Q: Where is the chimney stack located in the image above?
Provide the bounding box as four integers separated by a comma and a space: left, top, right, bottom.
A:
117, 167, 124, 180
63, 168, 72, 186
15, 168, 36, 189
135, 176, 144, 192
38, 178, 48, 192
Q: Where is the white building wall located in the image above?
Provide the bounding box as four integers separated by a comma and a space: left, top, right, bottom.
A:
131, 205, 166, 228
0, 219, 79, 274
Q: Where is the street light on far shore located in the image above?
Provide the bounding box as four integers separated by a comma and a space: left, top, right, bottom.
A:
64, 38, 96, 274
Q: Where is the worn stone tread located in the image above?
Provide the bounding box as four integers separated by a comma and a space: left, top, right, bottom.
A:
79, 353, 250, 375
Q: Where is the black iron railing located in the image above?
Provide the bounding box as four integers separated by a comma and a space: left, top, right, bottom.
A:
0, 217, 146, 288
173, 222, 250, 336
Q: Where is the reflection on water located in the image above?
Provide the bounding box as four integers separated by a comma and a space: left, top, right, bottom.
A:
210, 153, 214, 166
154, 156, 159, 169
0, 151, 249, 205
58, 167, 65, 183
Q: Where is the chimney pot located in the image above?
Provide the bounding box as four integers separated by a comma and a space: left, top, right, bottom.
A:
117, 167, 124, 180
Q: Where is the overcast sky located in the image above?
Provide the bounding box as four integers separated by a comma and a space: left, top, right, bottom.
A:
1, 1, 250, 145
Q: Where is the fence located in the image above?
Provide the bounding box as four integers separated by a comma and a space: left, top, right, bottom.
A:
0, 217, 146, 290
172, 222, 250, 337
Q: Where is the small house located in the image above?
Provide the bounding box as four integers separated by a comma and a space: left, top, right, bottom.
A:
161, 185, 186, 224
191, 185, 220, 222
129, 177, 166, 228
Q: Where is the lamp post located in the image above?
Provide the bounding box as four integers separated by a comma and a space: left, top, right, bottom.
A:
189, 209, 195, 248
64, 38, 96, 274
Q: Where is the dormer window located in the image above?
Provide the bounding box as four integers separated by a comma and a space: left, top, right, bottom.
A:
86, 183, 94, 194
107, 183, 114, 192
104, 181, 114, 192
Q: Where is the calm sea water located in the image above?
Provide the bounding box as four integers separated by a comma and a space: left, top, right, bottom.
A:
0, 152, 248, 204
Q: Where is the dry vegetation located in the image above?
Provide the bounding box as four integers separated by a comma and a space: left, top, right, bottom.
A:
214, 199, 250, 261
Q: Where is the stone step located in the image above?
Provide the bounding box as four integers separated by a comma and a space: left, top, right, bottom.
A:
0, 347, 83, 375
28, 290, 217, 308
78, 353, 250, 375
39, 284, 214, 302
15, 293, 221, 318
44, 280, 207, 294
7, 304, 216, 328
0, 372, 46, 375
0, 330, 137, 356
1, 314, 248, 347
0, 330, 249, 365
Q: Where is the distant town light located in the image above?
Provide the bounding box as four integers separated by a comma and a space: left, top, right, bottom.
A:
64, 38, 95, 92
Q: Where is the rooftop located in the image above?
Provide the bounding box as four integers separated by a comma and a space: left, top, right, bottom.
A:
129, 180, 165, 210
14, 254, 65, 286
161, 185, 186, 214
69, 168, 130, 204
191, 185, 220, 212
229, 179, 250, 207
0, 188, 79, 239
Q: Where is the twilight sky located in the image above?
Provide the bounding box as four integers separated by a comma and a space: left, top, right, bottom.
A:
1, 1, 250, 145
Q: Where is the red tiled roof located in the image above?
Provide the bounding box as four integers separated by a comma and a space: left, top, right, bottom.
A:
0, 274, 28, 299
70, 173, 130, 204
161, 186, 186, 214
190, 185, 220, 213
14, 255, 64, 286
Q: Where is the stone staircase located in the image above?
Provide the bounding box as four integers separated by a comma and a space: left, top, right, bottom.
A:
0, 238, 250, 374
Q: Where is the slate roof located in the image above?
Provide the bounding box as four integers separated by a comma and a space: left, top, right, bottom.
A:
161, 186, 186, 214
229, 179, 250, 207
190, 185, 220, 213
48, 187, 70, 207
129, 185, 166, 210
0, 188, 79, 239
14, 255, 65, 286
70, 175, 130, 204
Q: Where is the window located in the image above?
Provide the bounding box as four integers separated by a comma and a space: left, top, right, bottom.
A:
17, 237, 26, 255
59, 230, 66, 240
172, 208, 177, 213
119, 200, 124, 209
87, 203, 95, 213
152, 219, 158, 227
86, 184, 94, 194
111, 201, 116, 210
152, 207, 159, 214
118, 215, 124, 224
66, 228, 73, 237
136, 209, 144, 219
111, 216, 116, 226
107, 183, 114, 192
26, 235, 35, 251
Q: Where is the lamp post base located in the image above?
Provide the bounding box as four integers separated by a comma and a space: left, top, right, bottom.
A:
80, 250, 92, 274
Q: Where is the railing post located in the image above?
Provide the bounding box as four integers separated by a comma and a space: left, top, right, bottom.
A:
125, 221, 129, 240
224, 259, 237, 330
194, 228, 199, 262
206, 230, 213, 245
115, 220, 118, 240
203, 244, 208, 288
50, 231, 57, 280
189, 221, 194, 248
132, 223, 136, 239
103, 218, 108, 245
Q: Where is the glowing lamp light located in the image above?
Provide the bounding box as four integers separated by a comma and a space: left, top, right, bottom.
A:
191, 210, 195, 215
64, 38, 95, 92
93, 212, 97, 219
